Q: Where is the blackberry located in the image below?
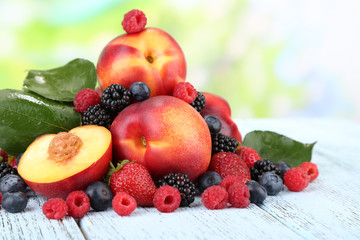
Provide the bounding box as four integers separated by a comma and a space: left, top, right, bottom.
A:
100, 84, 131, 114
250, 159, 281, 181
156, 173, 196, 207
82, 104, 112, 129
190, 92, 206, 113
212, 133, 239, 155
0, 162, 18, 179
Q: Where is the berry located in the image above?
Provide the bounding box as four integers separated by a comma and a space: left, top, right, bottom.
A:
219, 175, 244, 191
284, 167, 310, 192
275, 161, 291, 180
156, 173, 197, 207
0, 192, 2, 204
153, 185, 181, 213
209, 152, 251, 182
1, 191, 28, 213
73, 88, 101, 114
250, 159, 281, 181
203, 115, 222, 136
0, 148, 9, 163
236, 146, 262, 168
112, 192, 137, 216
8, 157, 17, 169
173, 82, 197, 104
299, 162, 319, 182
212, 133, 239, 155
85, 181, 113, 211
0, 174, 27, 195
201, 185, 228, 210
196, 171, 222, 194
129, 82, 151, 101
82, 104, 112, 128
110, 161, 157, 207
42, 198, 68, 220
228, 183, 250, 208
122, 9, 147, 34
246, 180, 267, 204
258, 172, 283, 196
190, 92, 206, 113
66, 191, 91, 218
100, 84, 131, 114
0, 162, 18, 179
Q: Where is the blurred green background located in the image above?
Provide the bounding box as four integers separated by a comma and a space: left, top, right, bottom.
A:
1, 0, 359, 120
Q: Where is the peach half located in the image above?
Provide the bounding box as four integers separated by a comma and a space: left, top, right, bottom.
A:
18, 125, 112, 199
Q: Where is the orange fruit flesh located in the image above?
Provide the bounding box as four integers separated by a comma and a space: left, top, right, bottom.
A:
18, 125, 111, 183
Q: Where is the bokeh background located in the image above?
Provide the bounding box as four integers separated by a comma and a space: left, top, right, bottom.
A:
1, 0, 359, 120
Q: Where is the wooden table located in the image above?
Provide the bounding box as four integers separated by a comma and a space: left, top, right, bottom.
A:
1, 118, 359, 240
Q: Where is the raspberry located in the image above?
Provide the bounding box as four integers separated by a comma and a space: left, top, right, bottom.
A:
299, 162, 319, 182
219, 175, 244, 191
201, 186, 228, 210
74, 88, 101, 114
0, 192, 2, 204
42, 198, 68, 220
66, 191, 91, 218
173, 82, 197, 104
284, 167, 310, 192
112, 192, 137, 216
122, 9, 147, 34
236, 146, 262, 168
228, 183, 250, 208
153, 185, 181, 213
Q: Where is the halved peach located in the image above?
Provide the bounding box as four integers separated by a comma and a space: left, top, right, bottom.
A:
18, 125, 112, 199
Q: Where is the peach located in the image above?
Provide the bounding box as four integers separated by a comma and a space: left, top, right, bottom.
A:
110, 96, 211, 181
97, 27, 186, 97
201, 92, 242, 143
18, 125, 112, 199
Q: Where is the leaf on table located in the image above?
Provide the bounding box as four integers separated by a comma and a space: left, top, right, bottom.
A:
0, 89, 81, 156
242, 130, 316, 167
23, 58, 97, 102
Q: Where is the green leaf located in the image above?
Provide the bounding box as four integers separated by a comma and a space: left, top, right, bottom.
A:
0, 89, 81, 156
242, 130, 316, 167
23, 58, 97, 102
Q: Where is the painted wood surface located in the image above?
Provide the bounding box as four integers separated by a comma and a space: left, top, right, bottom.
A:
1, 118, 359, 240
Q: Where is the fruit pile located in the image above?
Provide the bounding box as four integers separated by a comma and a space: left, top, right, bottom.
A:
0, 9, 319, 218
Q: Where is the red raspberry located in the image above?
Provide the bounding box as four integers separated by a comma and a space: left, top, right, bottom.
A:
66, 191, 91, 218
122, 9, 147, 34
201, 186, 228, 210
0, 192, 2, 205
219, 175, 244, 191
73, 88, 101, 114
236, 146, 262, 168
112, 192, 137, 216
153, 185, 181, 213
42, 198, 68, 220
284, 167, 310, 192
228, 183, 250, 208
299, 162, 319, 182
173, 82, 198, 104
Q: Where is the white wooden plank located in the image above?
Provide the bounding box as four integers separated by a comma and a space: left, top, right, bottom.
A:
0, 194, 85, 240
80, 198, 302, 240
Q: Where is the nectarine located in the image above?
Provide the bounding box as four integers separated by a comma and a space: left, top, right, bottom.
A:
111, 96, 211, 181
97, 28, 186, 97
18, 125, 112, 199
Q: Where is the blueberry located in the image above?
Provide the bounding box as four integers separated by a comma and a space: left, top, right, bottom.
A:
0, 174, 27, 194
196, 171, 222, 193
85, 181, 113, 211
1, 191, 28, 213
17, 153, 24, 166
275, 161, 291, 180
129, 82, 151, 101
203, 115, 222, 135
258, 172, 283, 196
246, 180, 267, 203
